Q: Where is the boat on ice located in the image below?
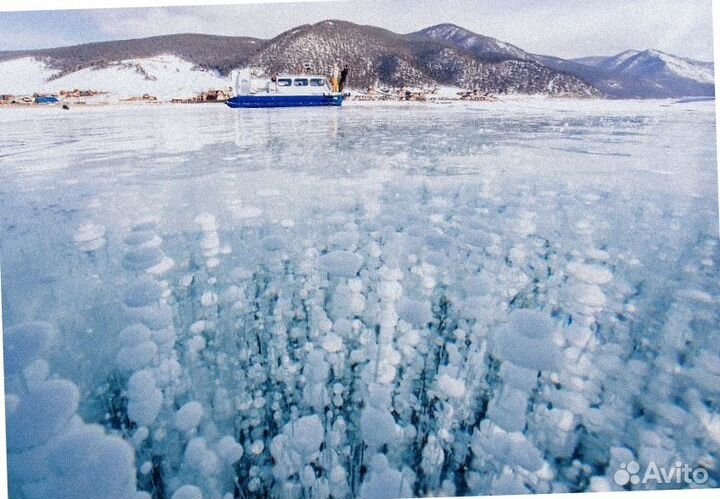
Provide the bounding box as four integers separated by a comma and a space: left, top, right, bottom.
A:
226, 69, 344, 108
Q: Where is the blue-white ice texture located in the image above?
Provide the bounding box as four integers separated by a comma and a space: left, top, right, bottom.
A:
0, 99, 719, 499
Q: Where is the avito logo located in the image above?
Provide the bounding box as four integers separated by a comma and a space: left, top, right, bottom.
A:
614, 461, 708, 487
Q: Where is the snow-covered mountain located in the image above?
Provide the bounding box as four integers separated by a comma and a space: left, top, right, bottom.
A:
0, 55, 229, 100
0, 21, 598, 98
245, 20, 597, 96
0, 21, 713, 99
609, 49, 712, 82
408, 23, 531, 61
574, 50, 642, 71
569, 49, 714, 98
409, 27, 715, 98
0, 33, 259, 77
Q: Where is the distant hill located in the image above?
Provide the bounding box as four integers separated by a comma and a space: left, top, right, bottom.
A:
574, 50, 643, 72
0, 21, 598, 97
0, 20, 713, 98
0, 34, 261, 77
408, 23, 531, 62
567, 49, 715, 98
408, 26, 714, 98
243, 20, 598, 95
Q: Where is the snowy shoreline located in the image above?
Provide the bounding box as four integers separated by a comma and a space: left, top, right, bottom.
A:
0, 95, 709, 112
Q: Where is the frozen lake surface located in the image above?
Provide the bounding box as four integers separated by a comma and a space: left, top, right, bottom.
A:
1, 100, 719, 499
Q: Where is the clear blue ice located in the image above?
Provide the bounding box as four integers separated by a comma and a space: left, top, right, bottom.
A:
1, 100, 718, 499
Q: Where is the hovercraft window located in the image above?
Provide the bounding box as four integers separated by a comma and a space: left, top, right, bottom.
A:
277, 78, 292, 87
293, 78, 309, 86
309, 78, 325, 87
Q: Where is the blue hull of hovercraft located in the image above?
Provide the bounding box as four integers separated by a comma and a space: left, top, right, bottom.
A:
226, 94, 344, 108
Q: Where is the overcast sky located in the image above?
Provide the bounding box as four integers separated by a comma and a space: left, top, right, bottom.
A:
0, 0, 714, 60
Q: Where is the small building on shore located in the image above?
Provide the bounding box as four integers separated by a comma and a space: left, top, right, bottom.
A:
200, 89, 229, 102
121, 94, 159, 102
60, 89, 104, 98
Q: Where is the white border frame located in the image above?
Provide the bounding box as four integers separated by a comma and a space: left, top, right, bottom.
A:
0, 2, 718, 499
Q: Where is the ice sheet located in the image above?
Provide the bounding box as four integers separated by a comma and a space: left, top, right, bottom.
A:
1, 99, 718, 498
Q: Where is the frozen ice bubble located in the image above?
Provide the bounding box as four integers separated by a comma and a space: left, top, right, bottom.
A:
4, 322, 56, 376
171, 485, 203, 499
6, 379, 79, 451
123, 278, 165, 308
175, 401, 204, 432
125, 230, 161, 248
319, 250, 363, 277
123, 247, 164, 271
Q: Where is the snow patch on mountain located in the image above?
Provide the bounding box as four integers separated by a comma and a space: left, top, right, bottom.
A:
593, 50, 642, 71
412, 23, 530, 61
645, 50, 714, 83
570, 48, 714, 97
578, 49, 714, 85
0, 54, 230, 100
0, 57, 57, 95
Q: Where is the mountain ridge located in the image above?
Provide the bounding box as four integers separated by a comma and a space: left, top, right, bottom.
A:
564, 48, 715, 98
417, 29, 714, 98
0, 20, 713, 98
407, 23, 531, 62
